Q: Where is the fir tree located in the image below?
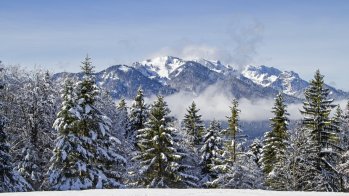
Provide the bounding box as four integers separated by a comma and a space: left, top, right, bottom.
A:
199, 120, 224, 183
335, 104, 349, 192
135, 96, 197, 188
182, 101, 204, 146
46, 56, 125, 190
339, 102, 349, 191
260, 93, 290, 189
333, 106, 344, 150
249, 139, 263, 168
338, 150, 349, 191
96, 90, 117, 133
129, 88, 148, 146
210, 148, 264, 189
339, 103, 349, 151
45, 78, 87, 190
224, 99, 246, 164
116, 98, 131, 139
300, 70, 341, 191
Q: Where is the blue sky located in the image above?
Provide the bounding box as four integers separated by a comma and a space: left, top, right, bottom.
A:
1, 0, 349, 90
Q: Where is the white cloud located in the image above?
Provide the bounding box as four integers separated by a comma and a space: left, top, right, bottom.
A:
149, 17, 264, 71
227, 17, 264, 68
123, 85, 348, 122
151, 43, 233, 64
136, 84, 304, 122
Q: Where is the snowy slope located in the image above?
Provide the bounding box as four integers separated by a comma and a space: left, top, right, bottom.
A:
241, 65, 308, 97
1, 189, 346, 196
241, 65, 282, 88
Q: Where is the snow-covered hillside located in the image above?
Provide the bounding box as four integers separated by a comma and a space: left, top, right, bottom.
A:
1, 189, 346, 196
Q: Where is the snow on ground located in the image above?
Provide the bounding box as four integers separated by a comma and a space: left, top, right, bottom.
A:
1, 189, 347, 196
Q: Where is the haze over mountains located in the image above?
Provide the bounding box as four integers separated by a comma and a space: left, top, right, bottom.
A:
53, 56, 349, 102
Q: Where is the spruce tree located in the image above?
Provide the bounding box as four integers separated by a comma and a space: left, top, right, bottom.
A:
135, 96, 197, 188
46, 56, 125, 190
210, 147, 264, 189
45, 78, 86, 190
338, 150, 349, 191
249, 139, 263, 168
332, 106, 344, 150
260, 93, 289, 189
129, 88, 148, 146
300, 70, 341, 191
335, 104, 349, 192
116, 98, 131, 139
182, 101, 204, 146
224, 99, 246, 164
345, 101, 349, 146
199, 120, 224, 183
339, 102, 349, 191
338, 103, 349, 151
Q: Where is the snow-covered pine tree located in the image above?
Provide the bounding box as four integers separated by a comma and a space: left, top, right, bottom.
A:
134, 96, 197, 188
172, 125, 200, 188
249, 139, 263, 168
0, 65, 32, 192
46, 56, 126, 190
208, 100, 261, 189
182, 101, 204, 146
199, 120, 224, 184
75, 56, 126, 189
129, 88, 148, 146
288, 123, 310, 191
224, 99, 247, 164
116, 98, 131, 139
338, 102, 349, 191
300, 70, 341, 191
334, 104, 349, 192
332, 105, 345, 155
209, 146, 264, 189
96, 90, 117, 132
338, 150, 349, 191
45, 78, 86, 190
338, 103, 349, 152
260, 93, 290, 190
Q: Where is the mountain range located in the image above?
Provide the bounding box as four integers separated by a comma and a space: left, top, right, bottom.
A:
53, 56, 349, 102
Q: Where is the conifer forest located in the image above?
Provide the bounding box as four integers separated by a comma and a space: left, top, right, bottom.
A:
1, 56, 349, 193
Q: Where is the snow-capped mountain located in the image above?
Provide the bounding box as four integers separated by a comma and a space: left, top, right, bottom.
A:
193, 59, 231, 73
241, 65, 347, 99
241, 65, 282, 88
53, 56, 349, 101
53, 64, 177, 99
132, 56, 186, 84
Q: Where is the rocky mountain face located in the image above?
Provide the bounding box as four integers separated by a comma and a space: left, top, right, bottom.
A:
53, 56, 349, 102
